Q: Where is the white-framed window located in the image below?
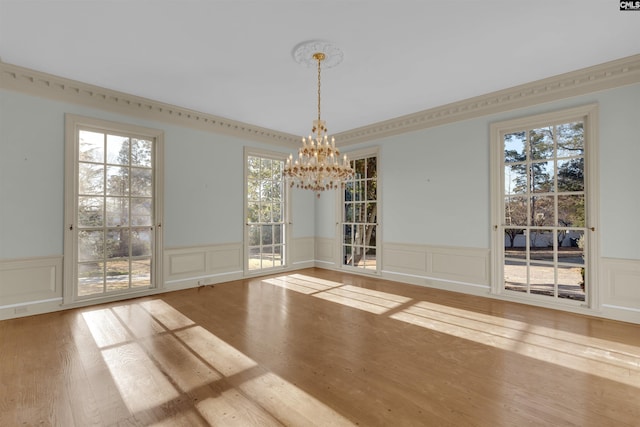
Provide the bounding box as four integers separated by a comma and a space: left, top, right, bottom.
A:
490, 104, 599, 308
338, 147, 380, 273
64, 115, 164, 304
244, 148, 290, 273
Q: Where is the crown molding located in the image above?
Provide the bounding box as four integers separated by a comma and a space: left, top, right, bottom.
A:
335, 54, 640, 146
2, 55, 640, 147
0, 61, 300, 147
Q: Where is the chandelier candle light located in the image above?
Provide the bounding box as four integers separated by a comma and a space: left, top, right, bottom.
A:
284, 42, 354, 197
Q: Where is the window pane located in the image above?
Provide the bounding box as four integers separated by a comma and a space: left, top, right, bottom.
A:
365, 224, 377, 247
504, 260, 527, 292
558, 195, 585, 227
261, 225, 272, 245
355, 159, 365, 178
344, 181, 354, 201
261, 159, 272, 178
79, 163, 104, 195
557, 158, 584, 192
344, 203, 353, 222
131, 168, 152, 197
530, 127, 554, 160
131, 139, 152, 167
131, 198, 151, 226
272, 202, 282, 223
532, 161, 554, 193
273, 245, 283, 267
350, 203, 359, 223
78, 196, 104, 227
106, 197, 129, 227
354, 181, 365, 201
248, 180, 260, 201
247, 202, 259, 223
366, 180, 377, 201
504, 132, 526, 162
106, 135, 130, 165
78, 230, 104, 262
531, 196, 554, 226
530, 262, 555, 296
106, 166, 128, 196
366, 202, 377, 224
558, 265, 585, 301
505, 164, 527, 195
78, 262, 103, 296
262, 246, 274, 269
248, 225, 260, 246
557, 122, 584, 158
562, 231, 585, 266
273, 224, 282, 244
364, 247, 377, 270
343, 245, 353, 266
530, 229, 554, 259
505, 196, 527, 226
248, 247, 260, 270
106, 260, 130, 291
131, 259, 151, 288
247, 157, 260, 180
106, 229, 130, 259
366, 157, 377, 178
504, 228, 526, 251
79, 131, 104, 163
131, 228, 151, 257
259, 203, 272, 223
344, 225, 352, 244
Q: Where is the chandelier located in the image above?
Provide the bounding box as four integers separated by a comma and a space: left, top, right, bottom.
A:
284, 42, 354, 196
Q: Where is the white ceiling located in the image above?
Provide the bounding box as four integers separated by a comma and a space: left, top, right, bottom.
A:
1, 1, 639, 137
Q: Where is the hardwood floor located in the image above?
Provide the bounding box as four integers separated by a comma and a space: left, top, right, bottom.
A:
1, 267, 639, 426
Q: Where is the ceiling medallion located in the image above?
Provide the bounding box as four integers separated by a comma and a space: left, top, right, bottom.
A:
292, 40, 344, 69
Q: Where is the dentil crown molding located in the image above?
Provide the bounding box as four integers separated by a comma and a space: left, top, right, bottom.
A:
2, 54, 639, 147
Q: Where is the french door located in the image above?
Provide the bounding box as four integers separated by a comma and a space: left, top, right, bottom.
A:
64, 115, 163, 303
245, 150, 288, 273
340, 151, 379, 272
491, 105, 598, 306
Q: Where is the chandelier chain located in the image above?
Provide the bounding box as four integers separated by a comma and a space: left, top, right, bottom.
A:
317, 55, 322, 122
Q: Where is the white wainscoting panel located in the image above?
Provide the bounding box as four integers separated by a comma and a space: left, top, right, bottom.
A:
382, 243, 490, 293
600, 257, 640, 323
315, 237, 336, 267
292, 237, 315, 267
164, 243, 243, 290
0, 256, 63, 319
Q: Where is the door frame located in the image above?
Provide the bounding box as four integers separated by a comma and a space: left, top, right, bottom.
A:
243, 147, 291, 275
335, 147, 381, 275
489, 104, 600, 309
63, 114, 164, 306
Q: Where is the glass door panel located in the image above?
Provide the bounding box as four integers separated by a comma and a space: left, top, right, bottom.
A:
246, 154, 287, 272
342, 154, 378, 273
75, 130, 155, 298
501, 121, 587, 303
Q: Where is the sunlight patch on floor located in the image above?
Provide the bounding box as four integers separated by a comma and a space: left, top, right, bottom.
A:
239, 372, 354, 426
391, 300, 640, 388
314, 285, 411, 315
264, 275, 411, 314
262, 274, 639, 388
82, 299, 354, 425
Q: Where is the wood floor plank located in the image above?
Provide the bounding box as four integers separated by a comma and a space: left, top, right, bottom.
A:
1, 268, 639, 426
